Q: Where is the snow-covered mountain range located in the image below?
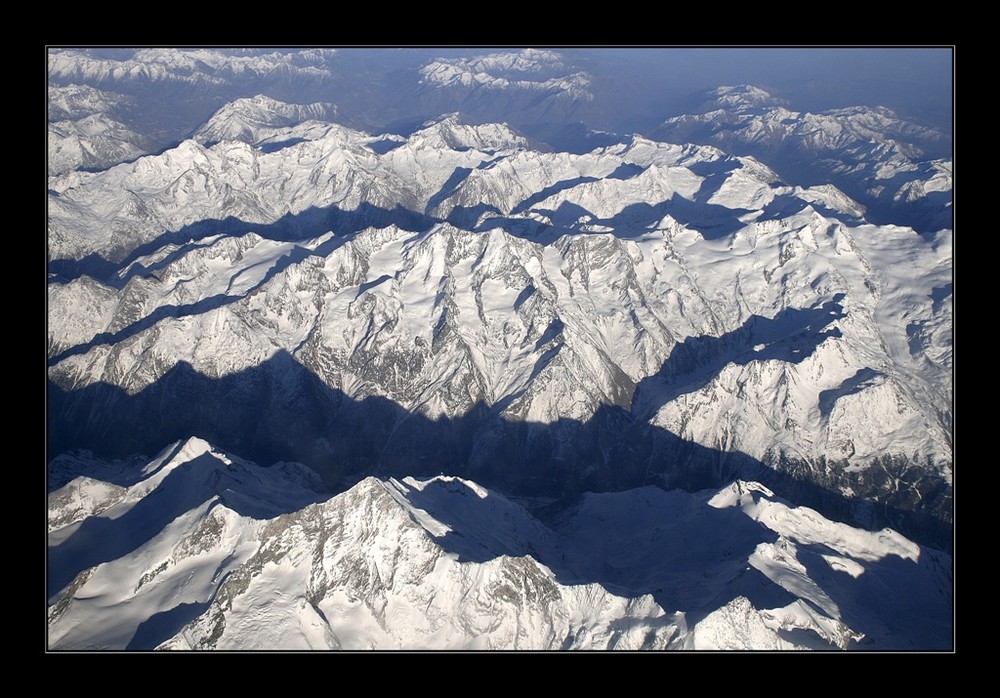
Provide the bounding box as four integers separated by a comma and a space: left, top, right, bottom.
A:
48, 85, 151, 176
48, 48, 337, 88
48, 108, 952, 550
47, 50, 953, 651
418, 48, 593, 104
193, 94, 340, 147
48, 438, 951, 650
652, 85, 952, 233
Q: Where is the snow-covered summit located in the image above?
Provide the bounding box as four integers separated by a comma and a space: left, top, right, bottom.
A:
653, 85, 951, 232
710, 84, 786, 110
194, 94, 339, 146
408, 113, 528, 152
419, 49, 592, 101
453, 48, 568, 76
48, 48, 335, 87
48, 446, 952, 650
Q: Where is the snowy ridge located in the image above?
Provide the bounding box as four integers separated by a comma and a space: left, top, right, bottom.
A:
419, 49, 592, 101
408, 113, 529, 152
48, 84, 131, 121
48, 113, 151, 175
48, 216, 951, 474
48, 194, 950, 434
48, 49, 335, 87
437, 49, 569, 76
709, 85, 787, 110
193, 94, 339, 147
47, 116, 952, 548
47, 442, 951, 650
668, 85, 947, 155
47, 84, 152, 175
46, 122, 833, 263
652, 85, 951, 233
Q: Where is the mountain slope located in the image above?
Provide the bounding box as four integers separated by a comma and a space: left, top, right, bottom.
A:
47, 439, 951, 650
48, 113, 152, 175
193, 94, 339, 147
47, 84, 154, 175
651, 85, 952, 233
48, 49, 337, 88
47, 111, 952, 549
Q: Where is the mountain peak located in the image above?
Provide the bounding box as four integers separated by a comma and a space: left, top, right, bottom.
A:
410, 115, 527, 152
710, 84, 786, 110
194, 95, 338, 146
48, 458, 952, 650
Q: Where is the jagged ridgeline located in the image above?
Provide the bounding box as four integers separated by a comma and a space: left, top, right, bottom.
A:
48, 106, 952, 551
47, 48, 953, 651
47, 439, 952, 650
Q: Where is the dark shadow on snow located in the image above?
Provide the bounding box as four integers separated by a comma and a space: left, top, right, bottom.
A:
758, 193, 865, 228
394, 477, 798, 629
48, 201, 434, 288
49, 298, 952, 553
47, 456, 324, 599
930, 282, 952, 313
258, 138, 308, 153
366, 137, 405, 155
126, 600, 215, 651
631, 295, 847, 420
510, 176, 600, 215
620, 196, 750, 240
49, 177, 800, 293
792, 540, 953, 650
817, 368, 885, 418
424, 166, 474, 216
607, 162, 645, 180
48, 244, 319, 366
358, 473, 950, 648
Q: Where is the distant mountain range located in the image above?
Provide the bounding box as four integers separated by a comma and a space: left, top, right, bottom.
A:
652, 85, 951, 233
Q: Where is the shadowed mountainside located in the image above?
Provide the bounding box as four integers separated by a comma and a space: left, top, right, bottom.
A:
48, 296, 952, 553
48, 454, 953, 649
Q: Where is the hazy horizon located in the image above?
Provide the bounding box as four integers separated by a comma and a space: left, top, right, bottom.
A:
47, 46, 954, 134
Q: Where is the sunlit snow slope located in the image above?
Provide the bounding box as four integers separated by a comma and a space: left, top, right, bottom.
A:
47, 64, 953, 651
48, 107, 952, 549
48, 439, 951, 650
